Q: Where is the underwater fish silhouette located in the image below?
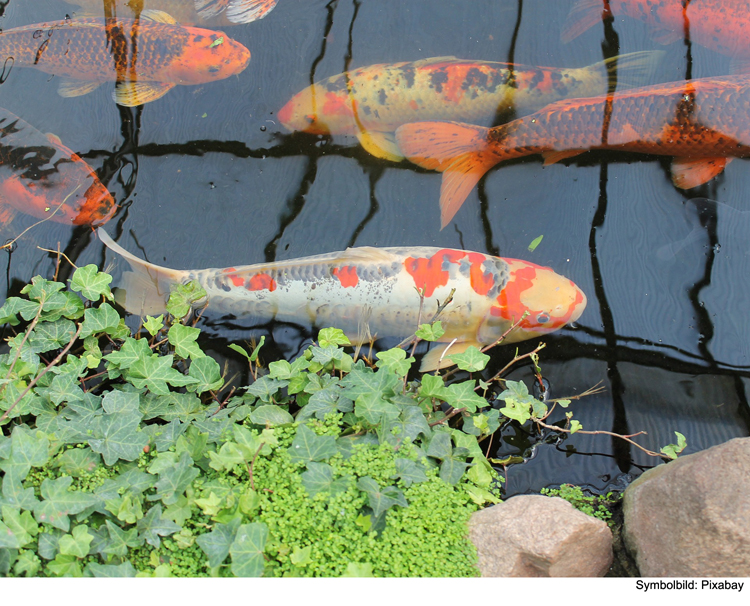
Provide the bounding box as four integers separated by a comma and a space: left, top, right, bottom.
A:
278, 52, 661, 161
0, 11, 251, 106
0, 108, 115, 226
65, 0, 277, 27
396, 75, 750, 227
563, 0, 750, 67
98, 229, 586, 371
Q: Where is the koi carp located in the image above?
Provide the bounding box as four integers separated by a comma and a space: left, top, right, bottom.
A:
0, 11, 251, 106
395, 75, 750, 227
65, 0, 277, 27
98, 229, 586, 371
563, 0, 750, 66
0, 108, 116, 227
278, 52, 661, 162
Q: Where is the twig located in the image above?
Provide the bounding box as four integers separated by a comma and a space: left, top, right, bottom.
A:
428, 406, 466, 427
477, 342, 547, 390
3, 298, 46, 382
37, 244, 78, 277
1, 322, 83, 421
248, 443, 264, 491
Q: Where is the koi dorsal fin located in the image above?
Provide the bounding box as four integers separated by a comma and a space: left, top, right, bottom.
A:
339, 247, 400, 265
139, 9, 179, 24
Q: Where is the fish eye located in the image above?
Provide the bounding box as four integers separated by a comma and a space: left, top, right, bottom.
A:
536, 313, 550, 323
304, 115, 316, 124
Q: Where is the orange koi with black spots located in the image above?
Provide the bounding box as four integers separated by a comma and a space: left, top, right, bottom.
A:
0, 12, 250, 106
98, 230, 586, 371
563, 0, 750, 65
278, 52, 660, 162
0, 108, 115, 227
396, 75, 750, 227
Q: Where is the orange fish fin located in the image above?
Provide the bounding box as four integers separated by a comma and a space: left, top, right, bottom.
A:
671, 157, 732, 190
58, 78, 102, 98
357, 131, 404, 162
139, 9, 179, 24
46, 133, 63, 147
420, 340, 483, 372
411, 56, 462, 67
396, 121, 495, 227
225, 0, 278, 23
0, 204, 17, 225
113, 81, 176, 107
560, 0, 607, 43
598, 50, 665, 90
542, 149, 584, 166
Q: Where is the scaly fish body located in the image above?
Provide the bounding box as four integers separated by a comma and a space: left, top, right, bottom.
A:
563, 0, 750, 59
396, 75, 750, 227
0, 108, 115, 226
0, 15, 251, 106
65, 0, 278, 26
278, 52, 661, 161
98, 229, 586, 371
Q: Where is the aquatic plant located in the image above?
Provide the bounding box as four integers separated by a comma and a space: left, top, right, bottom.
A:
0, 264, 683, 576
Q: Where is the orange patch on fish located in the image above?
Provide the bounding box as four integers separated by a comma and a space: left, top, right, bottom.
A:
405, 249, 464, 297
323, 92, 353, 118
491, 265, 537, 326
223, 268, 244, 287
246, 273, 276, 292
409, 100, 419, 111
466, 252, 494, 296
332, 266, 359, 288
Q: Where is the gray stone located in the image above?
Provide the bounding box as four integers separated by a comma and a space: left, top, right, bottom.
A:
468, 494, 613, 577
623, 437, 750, 577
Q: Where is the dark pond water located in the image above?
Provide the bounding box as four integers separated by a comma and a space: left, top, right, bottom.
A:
1, 0, 749, 496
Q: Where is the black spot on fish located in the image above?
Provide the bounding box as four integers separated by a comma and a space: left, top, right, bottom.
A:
528, 69, 544, 91
362, 105, 372, 116
194, 35, 204, 43
327, 75, 349, 93
378, 89, 387, 105
401, 66, 415, 88
430, 69, 449, 93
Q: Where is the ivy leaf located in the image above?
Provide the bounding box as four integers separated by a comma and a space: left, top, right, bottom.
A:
249, 405, 293, 426
229, 522, 268, 577
527, 234, 544, 252
440, 457, 470, 485
391, 458, 428, 487
355, 393, 400, 426
85, 562, 137, 577
102, 389, 140, 415
58, 524, 94, 558
383, 405, 431, 447
0, 426, 50, 483
104, 337, 151, 371
288, 424, 337, 464
440, 381, 486, 413
449, 346, 490, 372
0, 474, 39, 511
318, 327, 351, 348
300, 462, 350, 498
426, 432, 453, 460
245, 376, 286, 403
660, 431, 687, 460
356, 477, 408, 517
1, 505, 38, 547
375, 348, 414, 377
0, 297, 39, 325
341, 562, 374, 577
103, 520, 142, 557
13, 550, 41, 576
33, 477, 101, 531
47, 553, 82, 577
151, 451, 199, 505
143, 315, 164, 337
341, 365, 401, 402
166, 280, 206, 319
88, 409, 149, 466
186, 356, 223, 393
79, 303, 121, 339
29, 319, 77, 353
418, 373, 446, 399
168, 324, 204, 359
153, 419, 188, 452
196, 517, 241, 568
297, 388, 343, 422
415, 321, 445, 342
69, 264, 113, 301
128, 354, 199, 395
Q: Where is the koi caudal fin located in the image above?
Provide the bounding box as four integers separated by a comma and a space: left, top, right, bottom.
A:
97, 229, 188, 317
395, 121, 500, 228
560, 0, 609, 43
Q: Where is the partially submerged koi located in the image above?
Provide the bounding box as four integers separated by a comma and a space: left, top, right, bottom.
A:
98, 229, 586, 371
395, 75, 750, 227
65, 0, 277, 27
0, 11, 250, 106
0, 108, 115, 226
563, 0, 750, 66
278, 52, 661, 161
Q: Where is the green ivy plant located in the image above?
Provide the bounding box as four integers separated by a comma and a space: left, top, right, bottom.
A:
0, 266, 685, 577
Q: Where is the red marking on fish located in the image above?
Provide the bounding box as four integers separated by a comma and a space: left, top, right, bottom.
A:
332, 266, 359, 288
246, 273, 276, 292
491, 265, 537, 327
405, 249, 464, 297
322, 91, 354, 118
467, 252, 494, 296
223, 267, 244, 287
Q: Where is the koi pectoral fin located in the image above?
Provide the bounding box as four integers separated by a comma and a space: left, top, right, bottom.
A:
542, 149, 585, 166
112, 81, 176, 107
671, 156, 732, 190
419, 340, 484, 372
58, 79, 103, 98
356, 131, 404, 162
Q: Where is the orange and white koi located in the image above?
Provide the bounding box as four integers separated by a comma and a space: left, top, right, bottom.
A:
0, 108, 116, 226
0, 11, 251, 106
65, 0, 277, 27
98, 229, 586, 371
563, 0, 750, 65
278, 52, 661, 161
395, 75, 750, 227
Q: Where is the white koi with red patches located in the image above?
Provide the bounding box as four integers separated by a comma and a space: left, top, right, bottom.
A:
99, 230, 586, 370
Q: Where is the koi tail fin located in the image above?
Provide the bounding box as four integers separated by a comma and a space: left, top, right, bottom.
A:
598, 50, 664, 91
395, 121, 500, 228
561, 0, 610, 43
97, 228, 187, 317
